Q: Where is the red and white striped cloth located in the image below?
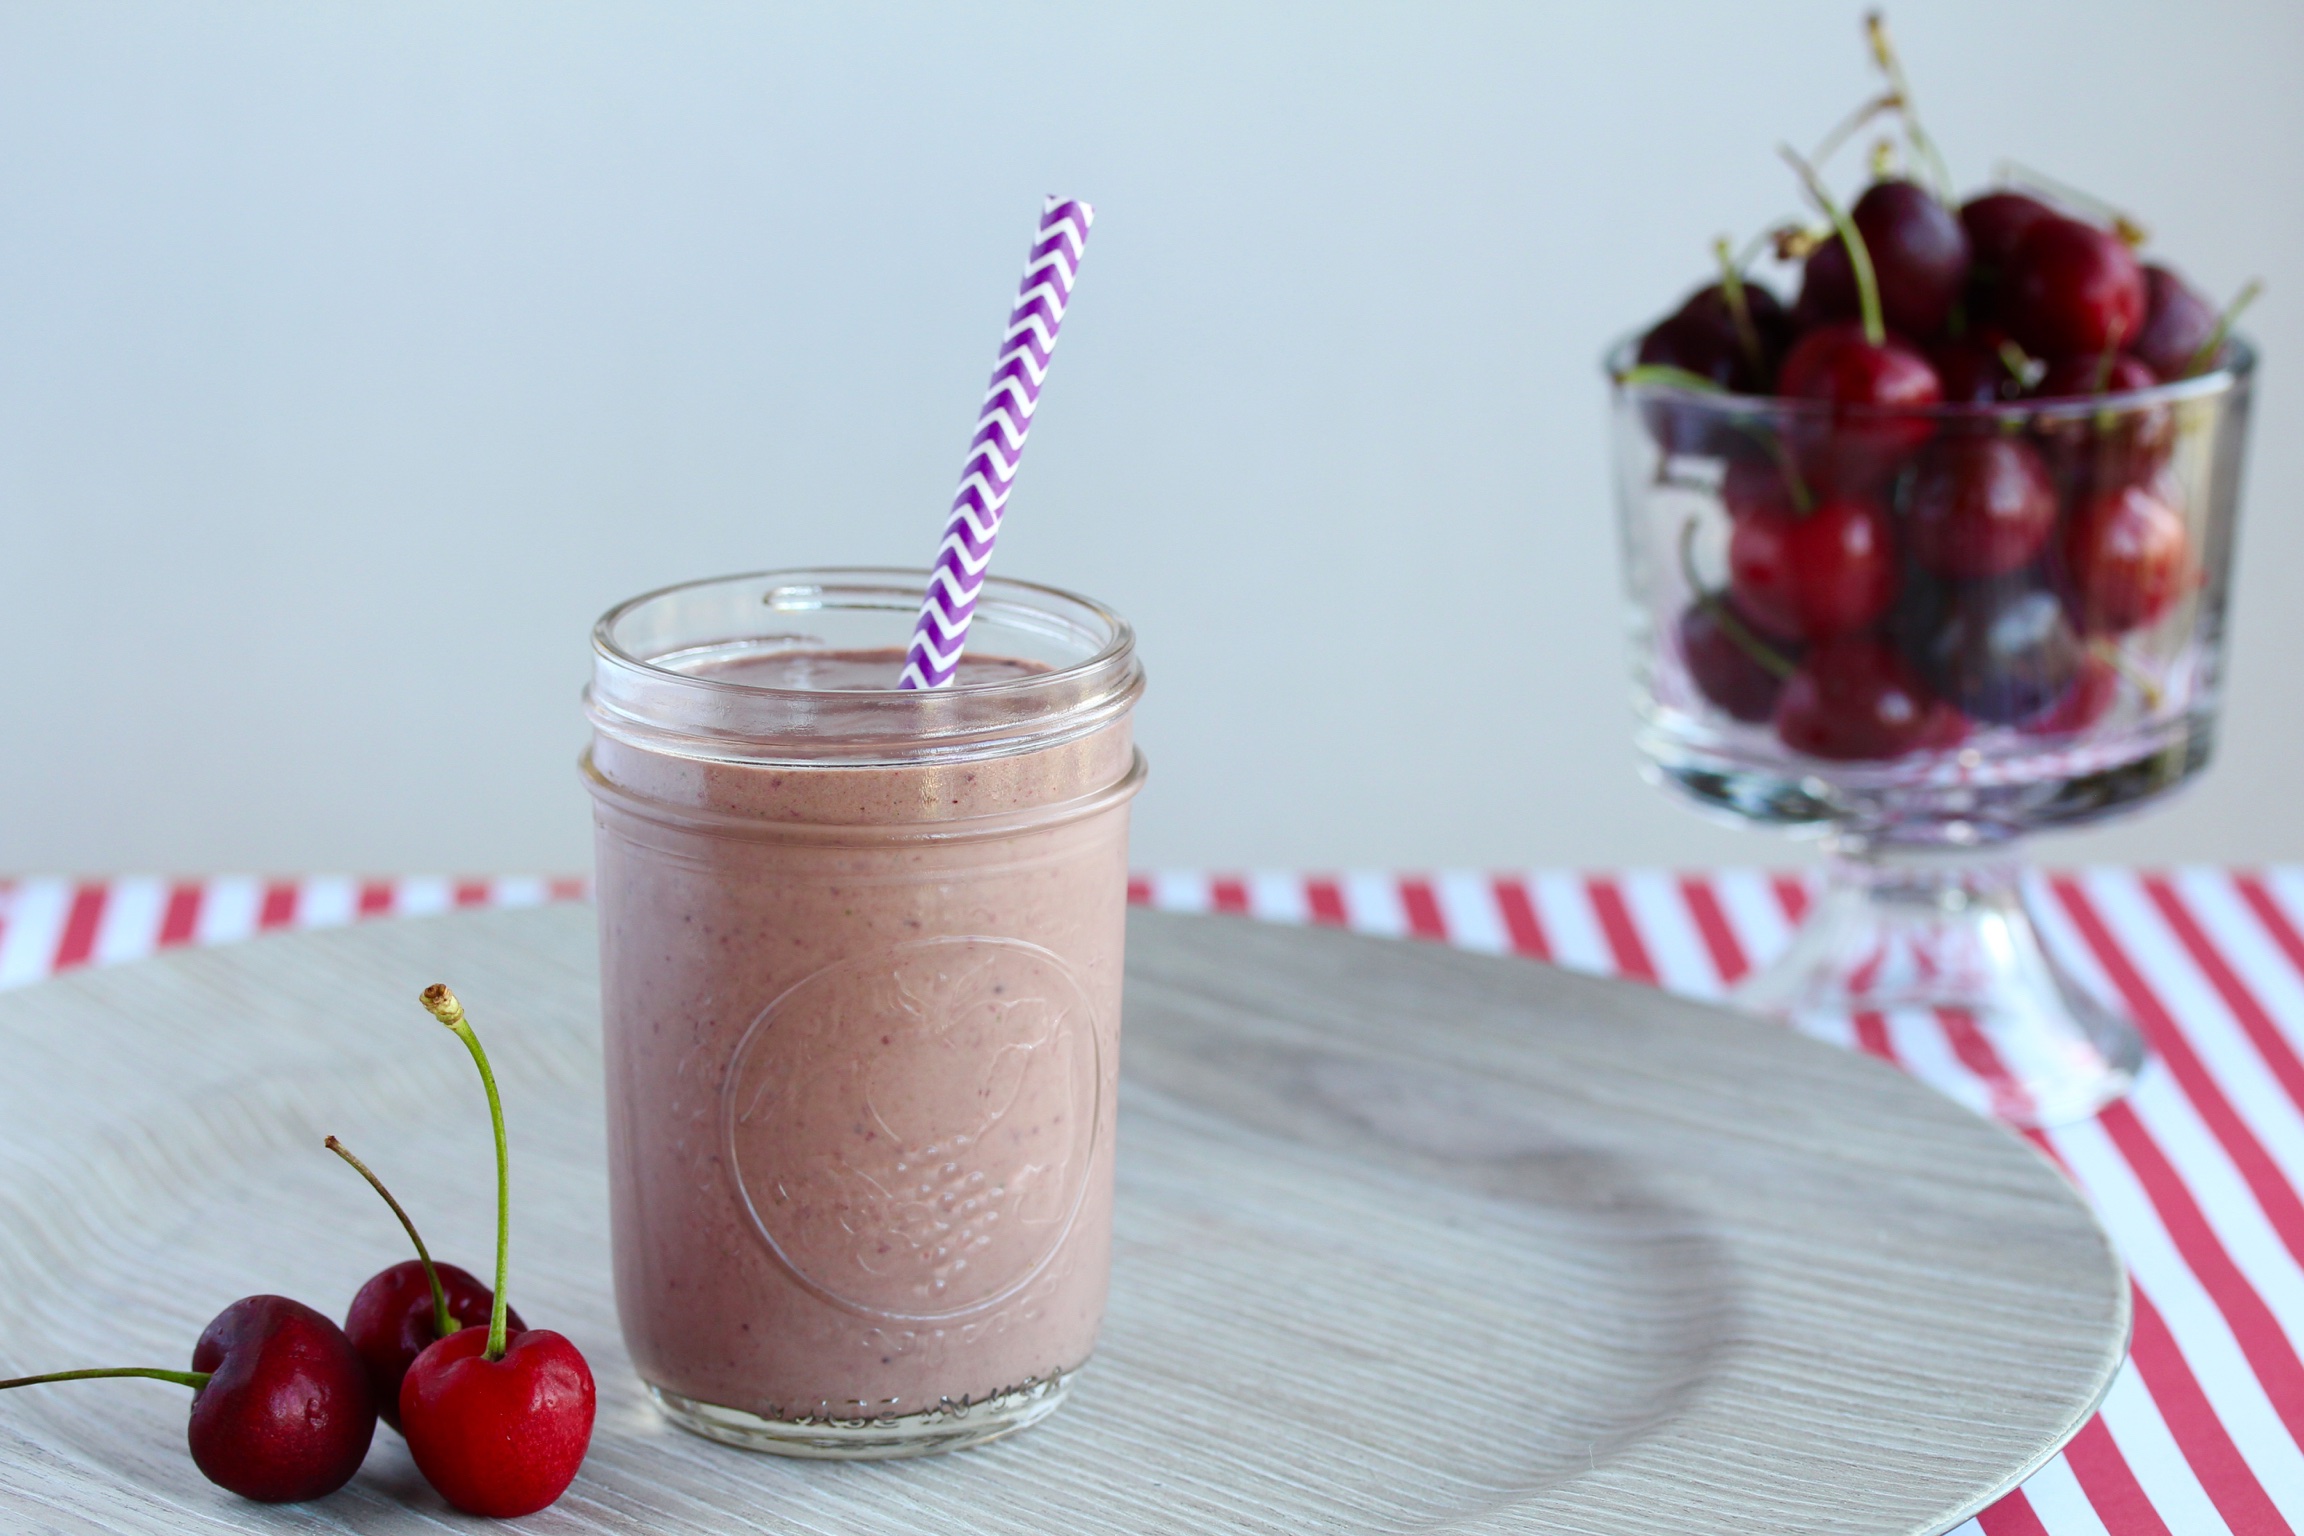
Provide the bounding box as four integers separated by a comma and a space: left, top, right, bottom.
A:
7, 869, 2304, 1535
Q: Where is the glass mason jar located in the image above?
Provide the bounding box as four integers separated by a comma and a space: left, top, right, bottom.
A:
582, 569, 1145, 1458
1610, 342, 2256, 1126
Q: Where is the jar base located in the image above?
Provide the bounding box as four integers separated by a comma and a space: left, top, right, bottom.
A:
646, 1371, 1074, 1460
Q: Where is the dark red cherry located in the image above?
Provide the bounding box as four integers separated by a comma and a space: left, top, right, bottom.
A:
1918, 698, 1972, 751
1796, 180, 1970, 339
2133, 265, 2220, 380
1960, 193, 2058, 329
189, 1297, 378, 1503
1930, 326, 2027, 404
1776, 323, 1942, 495
1774, 637, 1940, 760
0, 1296, 377, 1504
2034, 352, 2159, 399
1637, 309, 1746, 388
1677, 599, 1795, 723
1915, 577, 2084, 725
2032, 353, 2172, 494
1676, 279, 1792, 383
1721, 454, 1803, 522
2003, 217, 2147, 359
1959, 191, 2058, 270
1792, 236, 1854, 332
1727, 495, 1898, 641
1633, 310, 1755, 458
345, 1261, 525, 1433
1777, 324, 1944, 413
2021, 652, 2119, 736
1679, 278, 1790, 333
2061, 482, 2191, 634
1907, 435, 2059, 579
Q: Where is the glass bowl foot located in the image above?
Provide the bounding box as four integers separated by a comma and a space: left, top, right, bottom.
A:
1734, 843, 2145, 1127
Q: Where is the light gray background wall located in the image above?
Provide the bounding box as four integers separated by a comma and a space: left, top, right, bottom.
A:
1, 1, 2297, 875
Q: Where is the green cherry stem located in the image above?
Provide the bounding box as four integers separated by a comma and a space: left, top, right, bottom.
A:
2091, 637, 2164, 712
2184, 279, 2263, 379
0, 1368, 211, 1392
1781, 144, 1886, 347
1733, 224, 1782, 273
422, 984, 511, 1361
1864, 11, 1954, 202
1807, 88, 1900, 173
2091, 315, 2127, 396
1617, 363, 1727, 394
1995, 160, 2149, 247
1750, 428, 1815, 515
1996, 337, 2041, 390
326, 1135, 456, 1341
1711, 237, 1764, 377
1619, 362, 1808, 510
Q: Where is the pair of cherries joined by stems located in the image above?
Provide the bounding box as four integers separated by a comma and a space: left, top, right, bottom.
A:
1634, 11, 2251, 761
0, 986, 594, 1516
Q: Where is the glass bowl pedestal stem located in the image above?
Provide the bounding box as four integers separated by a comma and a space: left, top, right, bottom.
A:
1612, 341, 2255, 1127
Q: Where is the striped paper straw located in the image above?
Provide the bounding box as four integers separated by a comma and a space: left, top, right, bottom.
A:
897, 196, 1095, 690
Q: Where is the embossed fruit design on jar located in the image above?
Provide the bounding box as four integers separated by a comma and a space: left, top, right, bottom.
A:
584, 570, 1144, 1459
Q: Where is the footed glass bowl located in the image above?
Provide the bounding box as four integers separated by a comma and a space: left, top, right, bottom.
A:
1611, 339, 2256, 1125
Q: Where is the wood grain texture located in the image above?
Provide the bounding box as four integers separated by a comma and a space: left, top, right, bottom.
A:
0, 905, 2126, 1534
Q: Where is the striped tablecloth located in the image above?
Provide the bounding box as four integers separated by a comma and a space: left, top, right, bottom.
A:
5, 869, 2304, 1536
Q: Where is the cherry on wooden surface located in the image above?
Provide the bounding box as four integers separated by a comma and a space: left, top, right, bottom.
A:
327, 1134, 525, 1433
2, 1295, 378, 1504
345, 1261, 524, 1433
188, 1297, 377, 1503
393, 983, 595, 1519
400, 1327, 596, 1520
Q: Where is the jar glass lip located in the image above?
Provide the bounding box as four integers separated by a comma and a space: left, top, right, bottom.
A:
593, 566, 1135, 695
587, 567, 1142, 764
1602, 332, 2256, 422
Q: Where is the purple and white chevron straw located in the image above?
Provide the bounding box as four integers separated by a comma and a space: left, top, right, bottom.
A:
897, 196, 1095, 690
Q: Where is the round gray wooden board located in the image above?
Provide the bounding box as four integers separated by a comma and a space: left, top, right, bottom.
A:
0, 905, 2127, 1534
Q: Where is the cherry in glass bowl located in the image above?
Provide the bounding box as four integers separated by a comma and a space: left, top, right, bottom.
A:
1610, 339, 2256, 1125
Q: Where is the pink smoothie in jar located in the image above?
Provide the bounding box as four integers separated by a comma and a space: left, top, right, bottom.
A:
583, 570, 1144, 1458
